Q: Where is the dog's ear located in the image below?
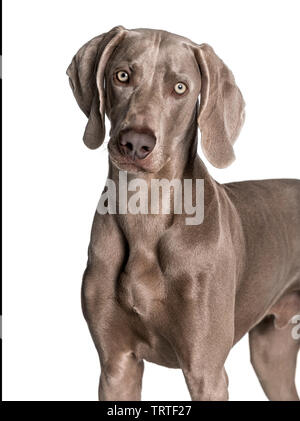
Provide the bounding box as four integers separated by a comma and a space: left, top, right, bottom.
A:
66, 26, 126, 149
195, 44, 245, 168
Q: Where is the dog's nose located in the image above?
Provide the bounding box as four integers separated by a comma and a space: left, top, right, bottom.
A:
119, 129, 156, 160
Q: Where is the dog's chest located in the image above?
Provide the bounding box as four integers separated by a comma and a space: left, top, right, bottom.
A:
117, 245, 167, 318
116, 217, 202, 320
116, 215, 172, 316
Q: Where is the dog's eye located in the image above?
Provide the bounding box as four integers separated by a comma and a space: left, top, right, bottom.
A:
174, 82, 187, 95
116, 70, 129, 83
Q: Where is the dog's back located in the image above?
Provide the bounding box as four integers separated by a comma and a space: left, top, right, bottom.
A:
225, 178, 300, 249
225, 178, 300, 275
224, 178, 300, 337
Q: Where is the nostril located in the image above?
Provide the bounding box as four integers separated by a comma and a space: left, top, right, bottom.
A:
119, 139, 133, 150
125, 142, 133, 151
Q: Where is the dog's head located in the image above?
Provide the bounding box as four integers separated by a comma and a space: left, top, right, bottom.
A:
67, 26, 245, 172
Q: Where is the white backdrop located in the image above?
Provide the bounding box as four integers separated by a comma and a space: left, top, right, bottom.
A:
3, 0, 300, 401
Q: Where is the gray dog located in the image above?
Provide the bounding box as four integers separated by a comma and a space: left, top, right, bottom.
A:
67, 26, 300, 401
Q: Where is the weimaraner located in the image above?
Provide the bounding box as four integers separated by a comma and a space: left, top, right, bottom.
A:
67, 26, 300, 401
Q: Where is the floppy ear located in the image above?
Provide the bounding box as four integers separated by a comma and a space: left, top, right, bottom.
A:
195, 44, 245, 168
66, 26, 126, 149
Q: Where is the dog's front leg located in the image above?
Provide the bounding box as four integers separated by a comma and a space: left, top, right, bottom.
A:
182, 365, 229, 401
83, 267, 144, 401
99, 353, 144, 401
82, 213, 144, 401
180, 341, 231, 401
170, 292, 234, 401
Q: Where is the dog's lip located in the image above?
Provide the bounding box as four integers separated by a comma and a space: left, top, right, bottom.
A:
108, 143, 154, 172
109, 154, 152, 173
112, 161, 150, 174
107, 140, 170, 174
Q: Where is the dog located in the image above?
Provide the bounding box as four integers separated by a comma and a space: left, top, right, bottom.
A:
67, 26, 300, 401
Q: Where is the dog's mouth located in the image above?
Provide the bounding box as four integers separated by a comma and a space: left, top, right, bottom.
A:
108, 142, 155, 173
108, 138, 170, 174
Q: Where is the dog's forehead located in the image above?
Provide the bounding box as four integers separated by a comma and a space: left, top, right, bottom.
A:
130, 28, 195, 45
110, 29, 197, 69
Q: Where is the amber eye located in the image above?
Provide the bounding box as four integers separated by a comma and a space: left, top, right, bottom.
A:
116, 70, 129, 83
174, 82, 187, 95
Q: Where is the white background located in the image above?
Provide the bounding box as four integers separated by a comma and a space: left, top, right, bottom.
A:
3, 0, 300, 401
